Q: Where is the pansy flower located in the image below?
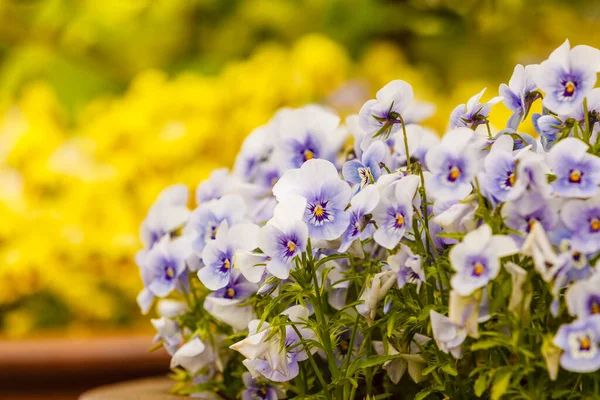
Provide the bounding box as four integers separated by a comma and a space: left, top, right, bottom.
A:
547, 137, 600, 198
189, 194, 247, 256
274, 105, 345, 168
566, 274, 600, 319
502, 192, 558, 243
342, 141, 386, 190
170, 337, 217, 375
258, 195, 308, 279
204, 269, 257, 331
358, 80, 415, 139
534, 39, 600, 115
241, 373, 284, 400
533, 113, 566, 151
138, 235, 192, 313
561, 194, 600, 253
499, 64, 539, 130
449, 88, 502, 130
478, 135, 520, 205
233, 124, 276, 181
387, 244, 425, 292
425, 128, 481, 201
273, 159, 351, 241
506, 150, 553, 201
198, 221, 260, 290
449, 224, 518, 296
140, 184, 191, 251
373, 175, 420, 249
553, 317, 600, 373
430, 310, 467, 359
339, 185, 380, 252
151, 317, 183, 356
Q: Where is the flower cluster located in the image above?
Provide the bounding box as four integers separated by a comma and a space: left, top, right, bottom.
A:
1, 35, 426, 336
139, 40, 600, 399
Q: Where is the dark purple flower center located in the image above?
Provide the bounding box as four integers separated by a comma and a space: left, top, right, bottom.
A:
563, 80, 577, 98
220, 255, 232, 273
309, 200, 332, 225
163, 261, 176, 281
588, 296, 600, 315
447, 165, 462, 182
280, 234, 300, 258
568, 169, 583, 184
589, 216, 600, 233
469, 258, 487, 277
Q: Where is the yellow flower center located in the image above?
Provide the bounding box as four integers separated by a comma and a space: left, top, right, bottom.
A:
166, 267, 174, 278
314, 205, 324, 217
287, 241, 296, 253
569, 170, 582, 183
449, 166, 461, 180
591, 218, 600, 232
226, 288, 235, 298
580, 337, 592, 351
508, 173, 516, 186
223, 259, 231, 269
592, 301, 600, 315
565, 81, 576, 95
304, 150, 314, 160
474, 262, 485, 276
395, 214, 404, 227
528, 219, 537, 232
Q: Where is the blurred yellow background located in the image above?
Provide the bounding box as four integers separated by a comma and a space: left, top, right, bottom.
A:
1, 0, 599, 337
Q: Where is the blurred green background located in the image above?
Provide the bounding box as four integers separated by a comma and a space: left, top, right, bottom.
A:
1, 0, 599, 337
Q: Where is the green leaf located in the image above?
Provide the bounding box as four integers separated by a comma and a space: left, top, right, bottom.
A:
474, 372, 491, 397
471, 339, 504, 351
421, 364, 437, 376
491, 368, 512, 400
414, 387, 434, 400
347, 354, 402, 376
436, 232, 466, 240
441, 363, 458, 376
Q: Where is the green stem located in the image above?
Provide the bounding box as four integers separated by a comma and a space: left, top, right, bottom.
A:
584, 97, 591, 144
291, 324, 332, 400
306, 242, 342, 398
398, 114, 411, 171
485, 121, 493, 139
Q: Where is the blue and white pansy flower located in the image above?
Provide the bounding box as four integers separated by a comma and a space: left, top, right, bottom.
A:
257, 195, 308, 279
553, 317, 600, 373
566, 273, 600, 319
189, 194, 247, 256
449, 88, 502, 130
561, 194, 600, 253
342, 140, 386, 190
547, 137, 600, 198
138, 235, 193, 313
198, 221, 260, 290
339, 185, 380, 252
449, 224, 518, 296
425, 128, 481, 201
478, 135, 520, 205
204, 269, 257, 331
373, 175, 420, 250
274, 105, 345, 168
534, 39, 600, 115
139, 184, 191, 251
273, 159, 351, 241
359, 80, 414, 139
502, 192, 559, 242
499, 64, 539, 130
